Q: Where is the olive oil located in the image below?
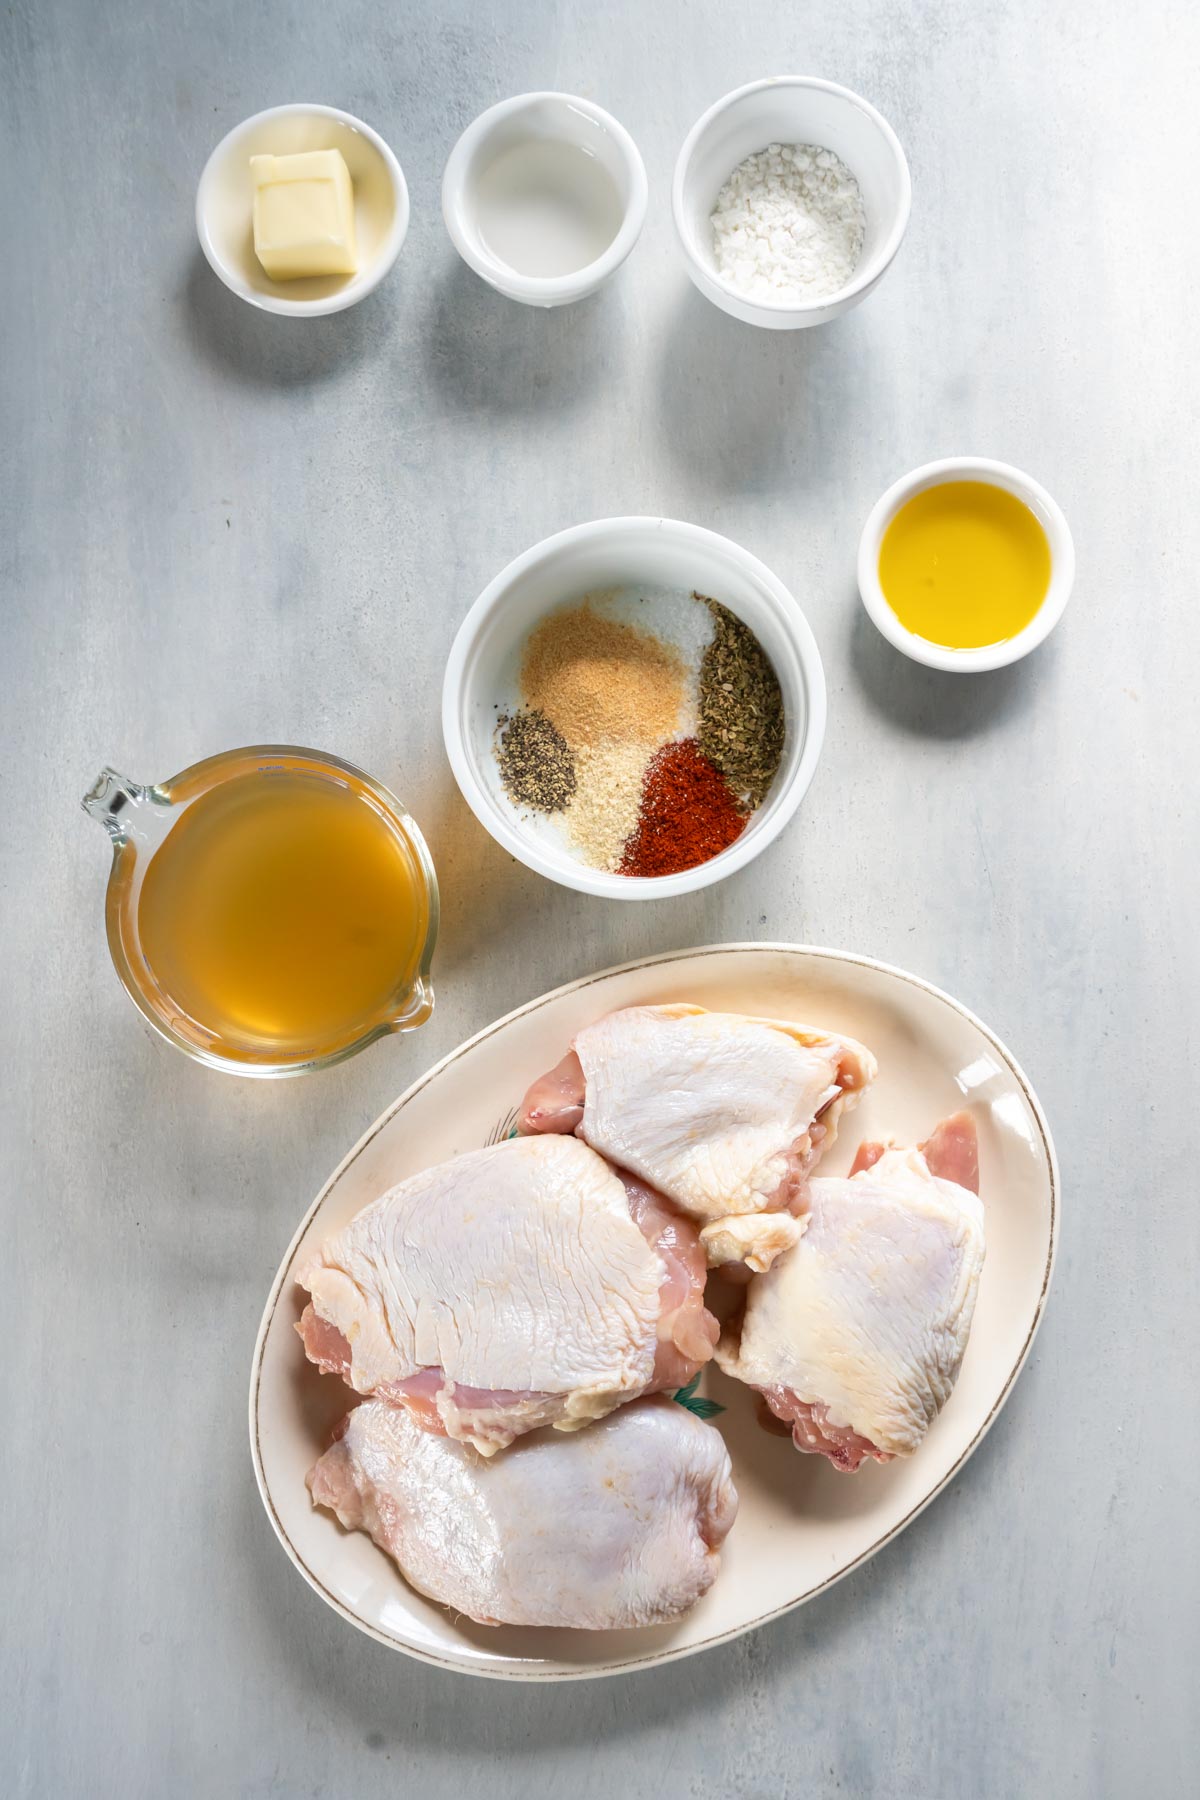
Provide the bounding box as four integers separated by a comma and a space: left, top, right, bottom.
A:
879, 480, 1052, 650
137, 768, 430, 1060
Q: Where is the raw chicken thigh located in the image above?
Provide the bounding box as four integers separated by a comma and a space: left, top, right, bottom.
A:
519, 1005, 876, 1272
717, 1114, 985, 1472
295, 1134, 716, 1456
308, 1395, 737, 1629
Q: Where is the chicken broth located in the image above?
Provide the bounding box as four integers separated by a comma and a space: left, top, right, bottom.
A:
136, 768, 429, 1059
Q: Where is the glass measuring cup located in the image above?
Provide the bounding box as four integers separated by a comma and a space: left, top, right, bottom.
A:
82, 745, 438, 1077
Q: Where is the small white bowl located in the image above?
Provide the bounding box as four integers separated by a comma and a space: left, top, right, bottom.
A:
857, 458, 1076, 673
442, 93, 647, 307
196, 104, 409, 317
442, 517, 826, 899
672, 77, 911, 329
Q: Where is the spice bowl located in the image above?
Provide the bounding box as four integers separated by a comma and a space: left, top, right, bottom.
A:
857, 458, 1076, 672
442, 517, 826, 899
442, 93, 648, 307
196, 103, 409, 317
672, 77, 911, 329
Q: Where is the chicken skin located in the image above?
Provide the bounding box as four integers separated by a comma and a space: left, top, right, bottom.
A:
717, 1114, 985, 1471
519, 1005, 876, 1272
308, 1395, 737, 1629
295, 1134, 717, 1456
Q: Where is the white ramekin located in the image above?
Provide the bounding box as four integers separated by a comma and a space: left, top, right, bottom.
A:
196, 104, 409, 317
442, 518, 826, 900
672, 77, 911, 329
857, 458, 1076, 673
442, 93, 647, 307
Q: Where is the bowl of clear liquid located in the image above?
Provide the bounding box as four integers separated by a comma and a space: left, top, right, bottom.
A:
442, 92, 647, 307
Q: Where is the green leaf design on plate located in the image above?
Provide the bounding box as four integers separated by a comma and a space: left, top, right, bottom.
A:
483, 1106, 521, 1147
673, 1372, 725, 1419
681, 1396, 725, 1420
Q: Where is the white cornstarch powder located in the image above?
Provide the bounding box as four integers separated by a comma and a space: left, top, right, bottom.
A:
710, 142, 865, 303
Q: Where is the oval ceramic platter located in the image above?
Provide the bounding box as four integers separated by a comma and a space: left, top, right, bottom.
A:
250, 944, 1058, 1681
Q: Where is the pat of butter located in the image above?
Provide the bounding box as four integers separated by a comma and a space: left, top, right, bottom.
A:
250, 150, 357, 280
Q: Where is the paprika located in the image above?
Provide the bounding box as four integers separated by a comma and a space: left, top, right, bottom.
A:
618, 738, 746, 877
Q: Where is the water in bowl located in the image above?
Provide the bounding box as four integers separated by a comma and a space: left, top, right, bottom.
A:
475, 139, 622, 277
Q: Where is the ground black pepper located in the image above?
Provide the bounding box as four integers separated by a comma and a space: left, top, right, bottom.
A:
495, 708, 577, 812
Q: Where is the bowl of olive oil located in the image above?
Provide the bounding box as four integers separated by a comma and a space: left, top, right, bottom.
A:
82, 747, 438, 1076
857, 458, 1075, 672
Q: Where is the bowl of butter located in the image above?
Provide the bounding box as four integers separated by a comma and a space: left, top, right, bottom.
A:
197, 103, 409, 316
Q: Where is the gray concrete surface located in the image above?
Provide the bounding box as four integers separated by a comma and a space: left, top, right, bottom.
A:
2, 2, 1196, 1795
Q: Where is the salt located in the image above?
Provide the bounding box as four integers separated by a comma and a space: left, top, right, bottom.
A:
710, 141, 865, 303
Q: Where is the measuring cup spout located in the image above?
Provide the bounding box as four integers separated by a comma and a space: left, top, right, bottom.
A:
390, 976, 435, 1035
81, 768, 160, 842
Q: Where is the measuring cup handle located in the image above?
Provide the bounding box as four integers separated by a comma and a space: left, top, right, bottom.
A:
81, 768, 162, 842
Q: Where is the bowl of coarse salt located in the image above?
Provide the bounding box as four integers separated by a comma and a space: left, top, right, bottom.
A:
672, 77, 911, 329
442, 517, 826, 900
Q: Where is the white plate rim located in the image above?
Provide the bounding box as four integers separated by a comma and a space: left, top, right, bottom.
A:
248, 942, 1059, 1681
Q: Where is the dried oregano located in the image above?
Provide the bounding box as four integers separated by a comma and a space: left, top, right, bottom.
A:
696, 596, 785, 808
